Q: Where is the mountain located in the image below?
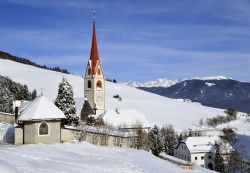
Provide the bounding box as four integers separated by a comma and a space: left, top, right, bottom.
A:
139, 78, 250, 113
123, 78, 177, 88
0, 58, 228, 130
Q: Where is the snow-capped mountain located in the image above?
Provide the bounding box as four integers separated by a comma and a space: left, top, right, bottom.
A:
123, 78, 177, 88
140, 78, 250, 113
192, 75, 232, 80
0, 58, 227, 130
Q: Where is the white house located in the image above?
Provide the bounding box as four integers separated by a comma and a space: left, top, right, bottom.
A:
173, 136, 233, 170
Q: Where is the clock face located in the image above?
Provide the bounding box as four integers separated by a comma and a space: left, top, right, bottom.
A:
96, 92, 103, 102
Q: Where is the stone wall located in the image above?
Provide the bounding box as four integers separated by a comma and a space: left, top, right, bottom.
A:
14, 126, 23, 145
0, 112, 15, 124
61, 128, 137, 148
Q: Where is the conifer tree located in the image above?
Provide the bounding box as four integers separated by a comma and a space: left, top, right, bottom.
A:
55, 78, 79, 126
0, 84, 14, 113
148, 125, 163, 156
214, 143, 225, 173
31, 89, 37, 99
160, 125, 177, 155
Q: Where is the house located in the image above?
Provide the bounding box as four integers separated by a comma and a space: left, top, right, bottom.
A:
98, 109, 151, 132
15, 95, 66, 144
173, 136, 233, 170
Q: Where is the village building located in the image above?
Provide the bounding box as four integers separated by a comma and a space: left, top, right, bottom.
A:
173, 136, 233, 170
14, 96, 65, 144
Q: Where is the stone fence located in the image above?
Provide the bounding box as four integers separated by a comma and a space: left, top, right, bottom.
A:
0, 112, 14, 124
61, 125, 138, 148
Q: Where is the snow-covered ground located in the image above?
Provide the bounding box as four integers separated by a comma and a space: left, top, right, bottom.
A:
0, 59, 228, 130
0, 141, 215, 173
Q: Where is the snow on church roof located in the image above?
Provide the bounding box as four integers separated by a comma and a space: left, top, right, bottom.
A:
99, 109, 151, 128
18, 96, 65, 121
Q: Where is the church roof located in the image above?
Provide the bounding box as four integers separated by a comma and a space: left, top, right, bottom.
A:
89, 20, 100, 75
98, 109, 151, 128
18, 96, 65, 121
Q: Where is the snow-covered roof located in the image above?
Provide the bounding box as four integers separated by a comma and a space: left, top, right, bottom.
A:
181, 136, 233, 154
99, 109, 151, 128
18, 96, 65, 121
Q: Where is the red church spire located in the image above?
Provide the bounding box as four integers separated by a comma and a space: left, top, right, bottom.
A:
89, 13, 100, 75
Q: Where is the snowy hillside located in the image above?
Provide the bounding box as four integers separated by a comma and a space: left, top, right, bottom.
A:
0, 59, 227, 130
0, 141, 215, 173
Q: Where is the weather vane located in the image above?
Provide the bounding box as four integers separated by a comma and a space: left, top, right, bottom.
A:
93, 9, 96, 20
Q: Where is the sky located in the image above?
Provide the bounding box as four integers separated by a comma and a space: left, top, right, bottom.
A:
0, 0, 250, 82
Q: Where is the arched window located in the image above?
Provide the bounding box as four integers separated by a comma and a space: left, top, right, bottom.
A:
96, 80, 102, 89
88, 68, 91, 75
98, 68, 101, 75
88, 80, 92, 88
39, 122, 49, 135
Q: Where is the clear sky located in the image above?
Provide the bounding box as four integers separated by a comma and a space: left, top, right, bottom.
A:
0, 0, 250, 82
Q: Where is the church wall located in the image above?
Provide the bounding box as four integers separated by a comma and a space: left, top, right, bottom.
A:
23, 121, 61, 144
14, 126, 23, 145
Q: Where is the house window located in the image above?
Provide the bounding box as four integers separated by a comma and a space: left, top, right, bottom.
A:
96, 80, 102, 89
88, 80, 92, 88
201, 156, 204, 160
208, 155, 212, 159
195, 157, 198, 160
39, 122, 49, 135
201, 165, 204, 167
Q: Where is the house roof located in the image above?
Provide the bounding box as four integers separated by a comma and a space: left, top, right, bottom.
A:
98, 109, 151, 128
181, 136, 233, 154
18, 96, 65, 121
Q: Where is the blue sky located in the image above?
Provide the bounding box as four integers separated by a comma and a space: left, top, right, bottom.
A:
0, 0, 250, 82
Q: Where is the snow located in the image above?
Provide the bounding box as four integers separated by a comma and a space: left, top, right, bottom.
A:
205, 82, 215, 87
0, 141, 213, 173
99, 109, 151, 128
193, 76, 230, 81
18, 96, 65, 121
183, 136, 233, 154
0, 59, 227, 130
123, 78, 177, 88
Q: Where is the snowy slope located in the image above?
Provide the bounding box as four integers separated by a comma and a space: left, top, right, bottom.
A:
0, 59, 227, 130
0, 141, 215, 173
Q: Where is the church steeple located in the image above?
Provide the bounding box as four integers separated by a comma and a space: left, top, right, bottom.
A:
89, 18, 100, 75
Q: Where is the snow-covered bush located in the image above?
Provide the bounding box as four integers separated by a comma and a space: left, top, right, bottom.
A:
148, 125, 163, 156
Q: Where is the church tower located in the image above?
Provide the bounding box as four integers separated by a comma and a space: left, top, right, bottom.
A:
84, 17, 105, 115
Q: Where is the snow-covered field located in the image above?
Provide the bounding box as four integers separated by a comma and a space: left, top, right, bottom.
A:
0, 59, 227, 130
0, 141, 215, 173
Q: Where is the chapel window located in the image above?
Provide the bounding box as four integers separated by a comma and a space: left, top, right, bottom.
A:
39, 122, 49, 135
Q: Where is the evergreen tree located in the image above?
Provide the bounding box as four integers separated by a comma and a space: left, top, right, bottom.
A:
55, 78, 79, 126
0, 84, 14, 113
31, 89, 37, 99
160, 125, 177, 155
148, 125, 163, 156
214, 143, 225, 173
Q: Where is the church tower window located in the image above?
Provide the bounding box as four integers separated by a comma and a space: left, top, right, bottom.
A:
98, 68, 101, 75
96, 80, 102, 90
88, 80, 92, 88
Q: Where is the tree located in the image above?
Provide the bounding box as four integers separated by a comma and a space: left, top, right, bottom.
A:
148, 125, 163, 156
225, 108, 237, 121
221, 128, 236, 146
31, 89, 37, 99
55, 78, 79, 126
214, 143, 225, 173
0, 84, 14, 113
160, 125, 177, 155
